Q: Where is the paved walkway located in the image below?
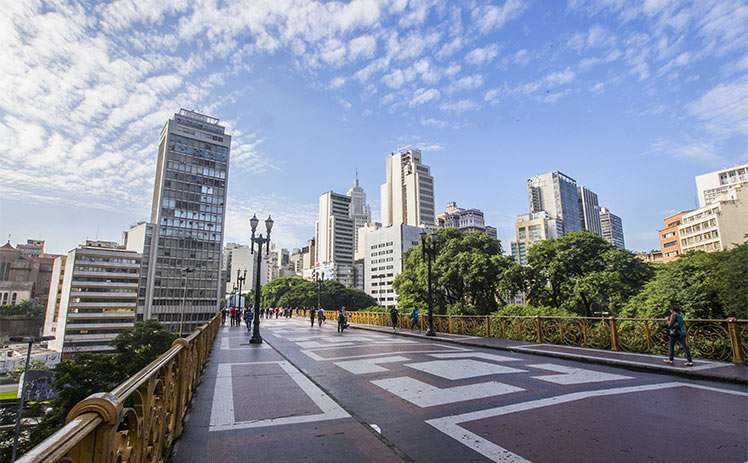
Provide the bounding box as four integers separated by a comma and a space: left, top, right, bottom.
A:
173, 316, 748, 463
351, 322, 748, 384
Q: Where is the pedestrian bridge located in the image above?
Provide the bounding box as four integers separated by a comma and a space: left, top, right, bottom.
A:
18, 313, 748, 462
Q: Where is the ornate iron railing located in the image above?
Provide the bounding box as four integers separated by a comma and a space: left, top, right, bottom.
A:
18, 313, 221, 462
346, 312, 747, 364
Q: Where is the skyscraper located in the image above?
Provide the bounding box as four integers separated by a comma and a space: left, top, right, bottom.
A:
600, 207, 625, 249
380, 149, 436, 228
140, 109, 231, 333
315, 191, 354, 287
346, 172, 372, 252
577, 186, 602, 236
510, 212, 561, 265
527, 171, 582, 235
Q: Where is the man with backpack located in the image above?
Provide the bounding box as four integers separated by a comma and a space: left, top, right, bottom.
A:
664, 303, 693, 367
410, 307, 420, 332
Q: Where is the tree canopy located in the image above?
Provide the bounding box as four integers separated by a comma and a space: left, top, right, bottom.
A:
394, 229, 513, 315
249, 276, 378, 311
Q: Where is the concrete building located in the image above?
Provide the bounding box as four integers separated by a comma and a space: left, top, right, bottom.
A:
600, 207, 625, 249
0, 240, 58, 308
695, 164, 748, 207
658, 212, 689, 262
380, 149, 436, 228
225, 246, 268, 294
362, 224, 423, 308
679, 185, 748, 254
437, 201, 498, 239
510, 212, 561, 265
301, 238, 316, 280
577, 186, 602, 236
42, 241, 141, 357
289, 249, 303, 276
139, 109, 231, 333
347, 173, 372, 253
528, 171, 582, 235
315, 191, 354, 287
636, 250, 665, 263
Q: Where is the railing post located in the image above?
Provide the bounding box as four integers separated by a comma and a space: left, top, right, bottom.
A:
448, 315, 453, 333
609, 316, 619, 351
485, 316, 490, 337
172, 338, 190, 437
535, 316, 543, 343
65, 392, 122, 463
727, 317, 744, 364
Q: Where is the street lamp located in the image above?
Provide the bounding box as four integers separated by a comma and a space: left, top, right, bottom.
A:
236, 269, 247, 322
249, 214, 273, 344
178, 267, 194, 335
420, 230, 438, 337
313, 269, 325, 312
9, 335, 54, 462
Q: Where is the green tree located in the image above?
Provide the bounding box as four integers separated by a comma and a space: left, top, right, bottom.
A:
111, 319, 178, 373
712, 243, 748, 319
254, 276, 377, 311
394, 229, 512, 315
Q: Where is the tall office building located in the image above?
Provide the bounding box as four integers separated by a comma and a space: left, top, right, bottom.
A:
528, 171, 582, 235
363, 224, 423, 308
315, 191, 354, 287
347, 172, 372, 252
510, 212, 561, 265
380, 149, 436, 228
43, 241, 141, 357
577, 186, 602, 236
600, 207, 625, 249
140, 109, 231, 333
437, 201, 498, 239
695, 164, 748, 207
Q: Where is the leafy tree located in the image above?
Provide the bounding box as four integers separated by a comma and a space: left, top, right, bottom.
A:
394, 229, 513, 315
253, 276, 377, 311
525, 232, 653, 316
0, 300, 44, 318
492, 304, 576, 317
712, 243, 748, 319
111, 319, 178, 373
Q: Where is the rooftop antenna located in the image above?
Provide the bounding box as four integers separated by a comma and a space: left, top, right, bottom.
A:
354, 169, 359, 187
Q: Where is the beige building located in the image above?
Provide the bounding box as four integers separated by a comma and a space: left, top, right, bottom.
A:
43, 241, 141, 357
695, 164, 748, 207
679, 185, 748, 254
315, 191, 354, 287
510, 212, 561, 265
380, 149, 436, 228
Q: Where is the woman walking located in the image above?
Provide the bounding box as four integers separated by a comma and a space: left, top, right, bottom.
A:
390, 307, 399, 332
337, 307, 348, 333
664, 303, 693, 367
310, 306, 316, 327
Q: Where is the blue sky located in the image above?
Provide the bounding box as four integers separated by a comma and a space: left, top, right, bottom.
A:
1, 0, 747, 255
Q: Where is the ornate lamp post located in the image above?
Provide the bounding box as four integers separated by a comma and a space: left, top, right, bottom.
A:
420, 230, 438, 337
313, 269, 324, 312
236, 269, 247, 314
249, 214, 273, 344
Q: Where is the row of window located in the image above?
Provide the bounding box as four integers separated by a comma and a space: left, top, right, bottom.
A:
0, 292, 19, 305
167, 160, 226, 179
680, 218, 717, 236
681, 230, 719, 246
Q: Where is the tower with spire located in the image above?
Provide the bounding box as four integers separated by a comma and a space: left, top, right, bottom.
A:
346, 170, 372, 253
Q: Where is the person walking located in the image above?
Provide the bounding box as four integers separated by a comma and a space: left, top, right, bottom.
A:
337, 307, 348, 333
318, 307, 325, 327
229, 307, 237, 327
410, 307, 420, 332
244, 307, 253, 333
664, 303, 693, 366
221, 307, 226, 326
390, 307, 399, 332
310, 306, 316, 327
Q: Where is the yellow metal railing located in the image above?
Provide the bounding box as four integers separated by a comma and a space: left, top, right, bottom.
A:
18, 313, 221, 462
347, 312, 747, 364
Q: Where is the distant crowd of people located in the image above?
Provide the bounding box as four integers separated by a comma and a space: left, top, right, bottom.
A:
221, 306, 351, 333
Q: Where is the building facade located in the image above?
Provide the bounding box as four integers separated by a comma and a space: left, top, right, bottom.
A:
658, 212, 689, 262
362, 224, 422, 308
225, 246, 268, 294
315, 191, 354, 287
140, 109, 231, 333
43, 241, 141, 357
577, 186, 602, 236
437, 201, 498, 239
679, 186, 748, 254
347, 173, 372, 253
695, 164, 748, 207
600, 207, 625, 249
380, 149, 436, 228
528, 171, 582, 235
0, 240, 58, 308
510, 212, 561, 265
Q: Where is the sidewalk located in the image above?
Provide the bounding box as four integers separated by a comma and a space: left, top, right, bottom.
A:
350, 323, 748, 385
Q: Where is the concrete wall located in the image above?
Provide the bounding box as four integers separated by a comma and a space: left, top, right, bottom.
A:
0, 316, 43, 338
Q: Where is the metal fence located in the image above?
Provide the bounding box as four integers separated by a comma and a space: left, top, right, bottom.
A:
17, 313, 221, 463
347, 312, 747, 364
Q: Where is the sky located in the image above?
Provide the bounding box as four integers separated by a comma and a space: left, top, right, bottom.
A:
1, 0, 747, 256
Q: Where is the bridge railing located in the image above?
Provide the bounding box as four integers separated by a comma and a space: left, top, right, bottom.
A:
346, 312, 747, 364
18, 313, 221, 463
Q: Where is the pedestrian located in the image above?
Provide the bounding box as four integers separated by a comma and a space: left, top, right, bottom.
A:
310, 306, 316, 327
244, 307, 253, 333
318, 307, 325, 327
664, 303, 693, 366
410, 307, 420, 331
390, 307, 399, 332
275, 307, 280, 319
221, 307, 226, 325
337, 307, 348, 333
229, 307, 237, 326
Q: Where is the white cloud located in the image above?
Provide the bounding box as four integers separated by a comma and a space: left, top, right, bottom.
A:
329, 76, 346, 89
449, 74, 484, 92
382, 68, 406, 89
409, 88, 441, 106
440, 99, 479, 113
349, 34, 377, 60
688, 78, 748, 136
465, 44, 499, 66
472, 0, 527, 34
646, 139, 725, 164
420, 117, 448, 128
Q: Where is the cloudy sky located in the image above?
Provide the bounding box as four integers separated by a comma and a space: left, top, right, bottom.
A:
1, 0, 747, 255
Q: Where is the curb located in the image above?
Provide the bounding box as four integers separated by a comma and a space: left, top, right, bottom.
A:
350, 324, 748, 386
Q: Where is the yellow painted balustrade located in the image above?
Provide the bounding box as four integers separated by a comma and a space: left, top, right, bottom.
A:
346, 312, 747, 364
19, 313, 221, 463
